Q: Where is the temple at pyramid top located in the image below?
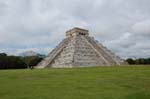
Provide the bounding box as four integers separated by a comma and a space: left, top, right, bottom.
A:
36, 27, 126, 68
66, 27, 89, 37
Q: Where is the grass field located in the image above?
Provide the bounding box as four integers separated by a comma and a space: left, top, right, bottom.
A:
0, 66, 150, 99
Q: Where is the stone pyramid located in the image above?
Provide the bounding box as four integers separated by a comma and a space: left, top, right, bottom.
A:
36, 27, 125, 68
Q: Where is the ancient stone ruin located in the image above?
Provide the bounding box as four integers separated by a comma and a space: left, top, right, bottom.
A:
36, 27, 125, 68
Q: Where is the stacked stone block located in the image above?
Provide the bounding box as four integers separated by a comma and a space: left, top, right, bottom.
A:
36, 27, 126, 68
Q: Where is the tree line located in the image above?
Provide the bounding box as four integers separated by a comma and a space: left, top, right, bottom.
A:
126, 58, 150, 65
0, 53, 150, 69
0, 53, 43, 69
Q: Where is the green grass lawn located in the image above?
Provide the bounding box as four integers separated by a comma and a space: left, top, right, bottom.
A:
0, 66, 150, 99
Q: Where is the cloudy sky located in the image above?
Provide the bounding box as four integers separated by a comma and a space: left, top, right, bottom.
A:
0, 0, 150, 58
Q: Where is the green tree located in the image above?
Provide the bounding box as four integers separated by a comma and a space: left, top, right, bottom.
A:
23, 56, 43, 68
0, 55, 27, 69
0, 53, 7, 57
126, 58, 135, 64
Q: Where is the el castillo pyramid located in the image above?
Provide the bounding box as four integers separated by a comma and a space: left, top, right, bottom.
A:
36, 27, 125, 68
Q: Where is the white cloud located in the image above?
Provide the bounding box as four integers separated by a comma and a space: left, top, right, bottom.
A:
0, 0, 150, 58
132, 20, 150, 36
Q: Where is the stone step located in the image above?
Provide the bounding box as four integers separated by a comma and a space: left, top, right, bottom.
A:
100, 45, 124, 63
84, 36, 118, 65
36, 38, 70, 68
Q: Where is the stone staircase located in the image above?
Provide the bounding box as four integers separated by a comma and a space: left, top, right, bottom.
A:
36, 38, 70, 68
98, 43, 124, 65
84, 36, 120, 65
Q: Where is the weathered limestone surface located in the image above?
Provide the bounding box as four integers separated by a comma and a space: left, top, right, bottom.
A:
36, 27, 126, 68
